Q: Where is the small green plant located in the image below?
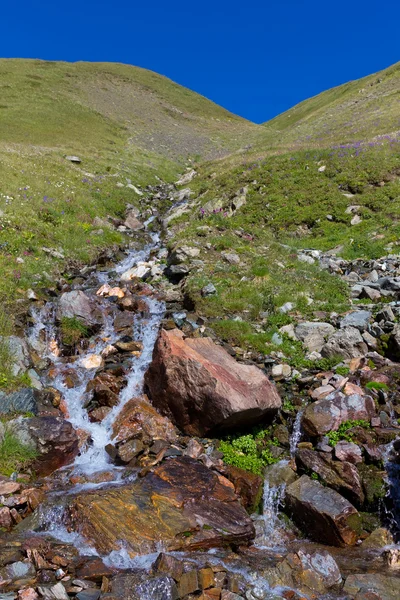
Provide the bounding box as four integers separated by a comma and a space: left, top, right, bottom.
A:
282, 399, 295, 412
219, 430, 279, 475
336, 366, 350, 376
365, 381, 389, 391
327, 419, 370, 447
311, 472, 319, 481
60, 317, 89, 346
0, 429, 38, 476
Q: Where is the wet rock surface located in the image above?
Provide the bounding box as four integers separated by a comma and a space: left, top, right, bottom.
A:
67, 457, 255, 554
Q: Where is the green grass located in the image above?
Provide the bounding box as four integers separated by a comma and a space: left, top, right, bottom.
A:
60, 317, 90, 347
0, 429, 38, 476
326, 420, 371, 447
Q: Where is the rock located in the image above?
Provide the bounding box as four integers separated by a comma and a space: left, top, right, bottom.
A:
295, 322, 336, 353
124, 212, 144, 231
0, 336, 31, 376
340, 311, 372, 332
120, 263, 151, 281
76, 591, 101, 600
310, 385, 335, 400
362, 286, 381, 301
96, 284, 125, 299
37, 582, 69, 600
65, 155, 81, 163
362, 331, 378, 350
112, 395, 177, 444
114, 338, 143, 353
335, 441, 363, 464
302, 391, 376, 436
3, 560, 36, 580
271, 364, 291, 379
0, 506, 13, 528
221, 252, 241, 265
11, 416, 79, 476
67, 457, 255, 555
278, 302, 294, 313
351, 215, 362, 225
0, 481, 21, 495
57, 291, 102, 328
279, 324, 297, 340
18, 589, 39, 600
0, 388, 39, 415
117, 438, 144, 463
201, 283, 217, 297
168, 245, 200, 265
86, 372, 124, 408
144, 329, 281, 436
81, 354, 104, 369
221, 465, 263, 512
343, 574, 400, 600
285, 475, 358, 546
135, 576, 179, 600
176, 169, 197, 185
296, 449, 364, 506
321, 327, 368, 360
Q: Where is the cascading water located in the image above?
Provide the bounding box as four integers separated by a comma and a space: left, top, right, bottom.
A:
289, 409, 303, 457
383, 439, 400, 542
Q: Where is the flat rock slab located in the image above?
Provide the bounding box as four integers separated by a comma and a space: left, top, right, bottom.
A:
68, 456, 255, 555
285, 475, 358, 547
144, 329, 281, 436
343, 573, 400, 600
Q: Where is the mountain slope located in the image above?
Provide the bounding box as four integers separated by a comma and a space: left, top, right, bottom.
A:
0, 59, 260, 162
259, 61, 400, 151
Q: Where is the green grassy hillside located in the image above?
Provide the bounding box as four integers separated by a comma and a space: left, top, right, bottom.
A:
259, 61, 400, 151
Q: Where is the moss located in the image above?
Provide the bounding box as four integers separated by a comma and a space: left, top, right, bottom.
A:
219, 429, 281, 475
357, 463, 387, 509
327, 420, 371, 447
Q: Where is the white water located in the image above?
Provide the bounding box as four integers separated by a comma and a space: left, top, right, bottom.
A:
289, 409, 303, 457
29, 235, 165, 477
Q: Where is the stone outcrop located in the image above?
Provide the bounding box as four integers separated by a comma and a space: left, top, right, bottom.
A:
285, 475, 359, 546
68, 457, 255, 555
144, 329, 281, 436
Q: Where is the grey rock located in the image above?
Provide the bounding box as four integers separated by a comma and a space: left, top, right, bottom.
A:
362, 331, 378, 350
221, 251, 241, 265
57, 290, 102, 328
76, 591, 101, 600
65, 155, 81, 163
278, 302, 294, 314
0, 388, 39, 415
376, 306, 395, 322
168, 245, 200, 265
201, 283, 217, 297
343, 573, 400, 600
37, 583, 69, 600
0, 336, 31, 376
362, 286, 381, 301
5, 560, 35, 580
321, 326, 367, 360
295, 322, 335, 352
175, 169, 197, 185
339, 310, 371, 332
285, 475, 358, 546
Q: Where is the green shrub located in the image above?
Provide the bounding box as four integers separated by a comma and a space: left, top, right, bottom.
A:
60, 317, 89, 346
365, 381, 389, 391
219, 430, 279, 475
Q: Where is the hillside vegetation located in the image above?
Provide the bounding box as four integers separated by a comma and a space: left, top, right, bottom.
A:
0, 58, 399, 373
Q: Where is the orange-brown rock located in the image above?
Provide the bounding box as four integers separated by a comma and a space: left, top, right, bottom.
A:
112, 395, 177, 444
86, 372, 125, 408
220, 465, 263, 512
68, 457, 255, 555
144, 329, 281, 436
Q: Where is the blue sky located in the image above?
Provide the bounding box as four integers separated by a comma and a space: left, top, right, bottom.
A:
1, 0, 399, 123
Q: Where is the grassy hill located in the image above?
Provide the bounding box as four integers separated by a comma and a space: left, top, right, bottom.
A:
259, 60, 400, 152
0, 57, 400, 381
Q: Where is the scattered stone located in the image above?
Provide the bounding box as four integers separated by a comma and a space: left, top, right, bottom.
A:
57, 291, 102, 328
221, 252, 241, 265
321, 327, 367, 360
201, 283, 217, 297
81, 354, 104, 369
295, 322, 335, 353
176, 169, 197, 185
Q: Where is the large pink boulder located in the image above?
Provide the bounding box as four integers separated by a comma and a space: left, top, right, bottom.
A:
144, 329, 281, 436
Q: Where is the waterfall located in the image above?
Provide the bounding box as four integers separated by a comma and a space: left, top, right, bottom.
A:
289, 409, 303, 457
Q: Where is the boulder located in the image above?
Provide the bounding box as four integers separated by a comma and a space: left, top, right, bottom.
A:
0, 388, 39, 415
0, 336, 31, 376
295, 322, 335, 353
57, 291, 102, 328
285, 475, 358, 546
144, 329, 281, 436
339, 311, 372, 332
112, 395, 177, 444
124, 211, 144, 231
10, 416, 79, 476
296, 449, 364, 506
220, 465, 263, 512
67, 456, 255, 555
321, 327, 368, 360
335, 441, 363, 464
302, 391, 376, 436
343, 574, 400, 600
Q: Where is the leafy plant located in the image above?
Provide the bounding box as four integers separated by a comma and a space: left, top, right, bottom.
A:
365, 381, 389, 391
0, 429, 38, 476
327, 419, 370, 447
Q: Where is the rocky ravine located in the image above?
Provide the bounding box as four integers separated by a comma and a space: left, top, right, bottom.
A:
0, 180, 400, 600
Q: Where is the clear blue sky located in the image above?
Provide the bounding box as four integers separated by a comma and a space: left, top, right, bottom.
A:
2, 0, 399, 123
